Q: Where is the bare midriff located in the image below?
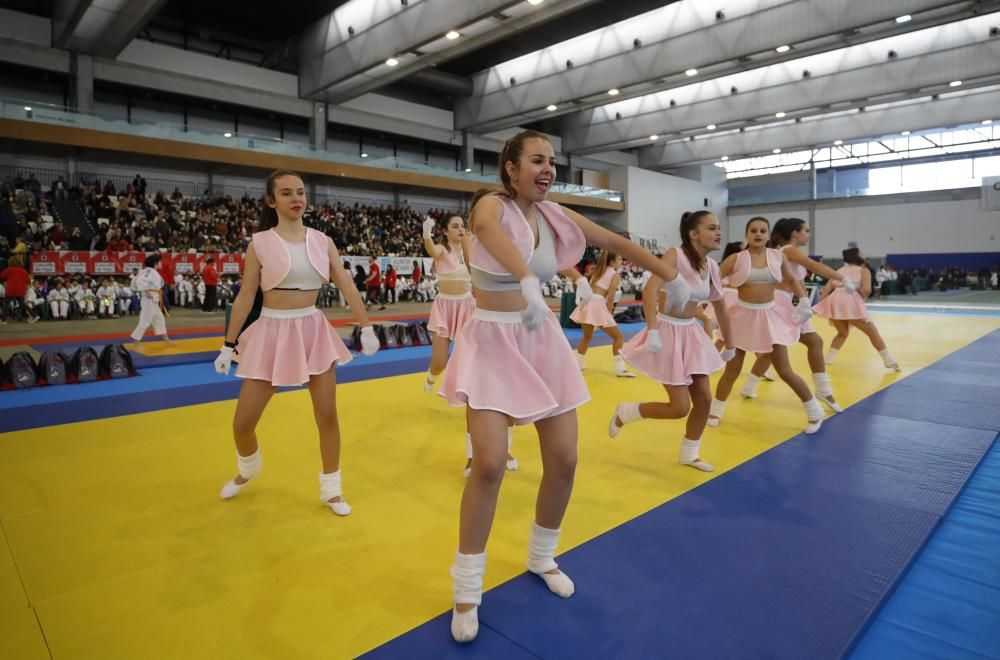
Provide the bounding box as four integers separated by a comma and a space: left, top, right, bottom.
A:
438, 279, 472, 297
262, 289, 320, 309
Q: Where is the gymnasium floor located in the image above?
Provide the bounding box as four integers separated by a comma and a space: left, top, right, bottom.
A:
1, 309, 999, 659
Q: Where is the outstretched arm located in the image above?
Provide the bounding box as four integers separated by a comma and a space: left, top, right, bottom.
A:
561, 206, 678, 282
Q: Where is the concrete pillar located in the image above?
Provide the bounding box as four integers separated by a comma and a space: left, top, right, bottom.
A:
460, 130, 473, 172
69, 52, 94, 114
309, 102, 326, 152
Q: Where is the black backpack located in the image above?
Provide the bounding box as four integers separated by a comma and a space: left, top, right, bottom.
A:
375, 324, 397, 349
69, 346, 100, 383
2, 352, 37, 390
350, 325, 364, 351
99, 344, 136, 379
36, 350, 70, 386
407, 323, 425, 346
391, 324, 412, 347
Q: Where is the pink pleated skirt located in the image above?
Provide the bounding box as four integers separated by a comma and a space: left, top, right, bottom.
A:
621, 314, 724, 386
775, 289, 816, 334
813, 289, 870, 321
439, 308, 591, 425
569, 296, 617, 327
729, 299, 800, 354
427, 292, 475, 339
235, 306, 353, 386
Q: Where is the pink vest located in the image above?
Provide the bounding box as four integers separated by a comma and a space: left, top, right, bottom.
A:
469, 196, 585, 276
252, 228, 330, 291
593, 266, 617, 290
435, 247, 463, 274
833, 264, 865, 289
779, 245, 807, 281
673, 247, 723, 302
728, 248, 783, 288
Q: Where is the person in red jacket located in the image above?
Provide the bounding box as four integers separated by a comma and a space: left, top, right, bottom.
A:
384, 264, 398, 305
157, 253, 175, 309
0, 256, 31, 323
365, 256, 385, 310
202, 258, 219, 312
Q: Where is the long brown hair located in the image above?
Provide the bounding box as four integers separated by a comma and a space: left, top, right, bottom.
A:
258, 169, 303, 232
842, 247, 867, 266
439, 214, 464, 253
472, 129, 552, 209
680, 210, 712, 272
589, 249, 617, 286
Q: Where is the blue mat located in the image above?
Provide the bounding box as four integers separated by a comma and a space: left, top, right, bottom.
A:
852, 435, 1000, 660
364, 329, 1000, 658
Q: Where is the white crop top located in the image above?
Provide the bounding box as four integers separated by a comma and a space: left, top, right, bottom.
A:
275, 238, 325, 290
688, 270, 711, 302
470, 215, 558, 291
745, 266, 778, 284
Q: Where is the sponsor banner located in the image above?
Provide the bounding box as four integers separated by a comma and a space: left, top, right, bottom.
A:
120, 252, 146, 273
61, 251, 91, 274
30, 251, 61, 275
217, 252, 243, 274
90, 252, 121, 274
173, 253, 202, 275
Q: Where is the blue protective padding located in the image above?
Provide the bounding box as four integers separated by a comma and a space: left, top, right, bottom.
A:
473, 484, 939, 660
849, 390, 1000, 432
751, 412, 996, 516
884, 252, 1000, 270
851, 435, 1000, 660
361, 613, 538, 660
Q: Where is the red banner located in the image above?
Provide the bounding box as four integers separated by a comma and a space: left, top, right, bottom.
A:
90, 252, 121, 275
119, 252, 146, 273
60, 251, 91, 275
30, 251, 62, 275
172, 253, 202, 275
217, 252, 243, 274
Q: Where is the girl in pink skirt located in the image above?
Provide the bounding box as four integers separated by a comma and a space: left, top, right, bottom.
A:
609, 211, 736, 472
213, 170, 380, 517
421, 213, 518, 477
707, 217, 826, 434
738, 218, 857, 410
570, 250, 635, 377
441, 130, 688, 643
814, 247, 901, 370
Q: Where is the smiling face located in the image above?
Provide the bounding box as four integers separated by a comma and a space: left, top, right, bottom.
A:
266, 174, 306, 222
505, 137, 556, 203
745, 219, 770, 247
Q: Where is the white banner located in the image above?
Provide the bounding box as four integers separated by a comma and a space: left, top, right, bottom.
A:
983, 176, 1000, 211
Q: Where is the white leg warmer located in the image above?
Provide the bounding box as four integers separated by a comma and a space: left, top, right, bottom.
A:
679, 438, 714, 472
424, 371, 437, 393
466, 432, 474, 460
614, 354, 636, 378
707, 398, 726, 427
527, 522, 575, 598
506, 426, 518, 471
319, 470, 352, 516
451, 551, 486, 642
575, 351, 586, 370
813, 373, 844, 413
879, 348, 901, 371
803, 397, 824, 434
609, 402, 642, 439
740, 373, 762, 399
220, 450, 261, 499
825, 348, 839, 365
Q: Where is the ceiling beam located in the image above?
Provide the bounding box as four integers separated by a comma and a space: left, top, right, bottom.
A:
53, 0, 167, 58
638, 86, 1000, 168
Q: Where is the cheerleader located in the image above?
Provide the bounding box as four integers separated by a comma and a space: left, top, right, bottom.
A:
128, 255, 174, 345
610, 211, 735, 471
707, 217, 825, 434
738, 218, 856, 408
569, 250, 635, 377
421, 213, 518, 477
213, 170, 380, 516
814, 247, 900, 370
440, 130, 688, 642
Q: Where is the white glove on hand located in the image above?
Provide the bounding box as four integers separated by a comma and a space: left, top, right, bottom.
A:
796, 298, 814, 323
575, 277, 593, 306
422, 217, 436, 240
720, 347, 736, 362
214, 346, 234, 375
646, 329, 663, 354
663, 275, 692, 315
360, 326, 380, 356
841, 278, 856, 293
519, 275, 549, 331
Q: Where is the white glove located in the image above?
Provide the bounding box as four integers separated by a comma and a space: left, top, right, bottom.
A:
214, 346, 234, 374
720, 347, 736, 362
841, 278, 856, 293
795, 298, 814, 323
519, 275, 549, 331
663, 275, 692, 315
575, 277, 593, 306
360, 326, 380, 356
422, 217, 436, 240
646, 328, 663, 354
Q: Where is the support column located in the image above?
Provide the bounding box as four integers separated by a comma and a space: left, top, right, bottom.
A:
460, 129, 473, 172
309, 101, 327, 152
69, 51, 94, 114
209, 172, 225, 198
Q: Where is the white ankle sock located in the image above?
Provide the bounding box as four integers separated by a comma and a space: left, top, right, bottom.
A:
424, 372, 438, 393
609, 402, 641, 438
879, 348, 899, 369
466, 432, 474, 460
451, 551, 486, 642
319, 470, 351, 516
613, 354, 636, 377
825, 348, 839, 365
803, 397, 824, 434
813, 372, 844, 412
679, 438, 714, 472
220, 449, 261, 499
575, 351, 585, 370
527, 522, 574, 598
707, 398, 726, 426
506, 427, 518, 471
740, 373, 762, 398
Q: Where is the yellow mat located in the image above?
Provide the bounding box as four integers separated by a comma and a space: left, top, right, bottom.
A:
128, 336, 222, 355
0, 313, 996, 659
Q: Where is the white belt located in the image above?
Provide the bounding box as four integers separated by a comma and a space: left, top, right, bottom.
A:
657, 313, 697, 325
472, 308, 523, 323
737, 299, 776, 310
436, 292, 473, 301
260, 306, 319, 319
